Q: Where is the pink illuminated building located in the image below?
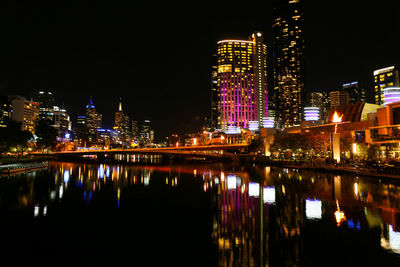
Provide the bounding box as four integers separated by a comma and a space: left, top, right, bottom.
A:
217, 32, 268, 131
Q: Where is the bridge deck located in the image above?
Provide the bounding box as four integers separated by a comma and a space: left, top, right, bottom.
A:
29, 144, 249, 157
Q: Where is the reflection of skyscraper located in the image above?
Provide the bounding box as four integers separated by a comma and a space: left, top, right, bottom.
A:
216, 31, 268, 131
272, 0, 305, 128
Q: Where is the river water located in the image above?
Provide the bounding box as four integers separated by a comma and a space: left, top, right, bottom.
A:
1, 157, 400, 266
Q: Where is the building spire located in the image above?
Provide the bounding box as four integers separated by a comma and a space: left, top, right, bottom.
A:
89, 96, 93, 106
118, 98, 123, 112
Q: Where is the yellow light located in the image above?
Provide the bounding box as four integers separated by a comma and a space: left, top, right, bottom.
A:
352, 143, 357, 154
193, 138, 197, 146
334, 200, 346, 226
332, 111, 343, 123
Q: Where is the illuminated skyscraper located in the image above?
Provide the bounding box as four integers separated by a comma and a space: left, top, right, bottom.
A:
272, 0, 305, 128
216, 31, 268, 131
373, 66, 399, 105
85, 96, 102, 135
10, 96, 39, 134
210, 54, 219, 130
114, 98, 130, 145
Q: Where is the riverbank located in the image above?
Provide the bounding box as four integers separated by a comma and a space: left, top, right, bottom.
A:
0, 155, 52, 165
252, 157, 400, 180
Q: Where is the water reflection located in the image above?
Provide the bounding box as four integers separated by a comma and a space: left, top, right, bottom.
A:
1, 162, 400, 265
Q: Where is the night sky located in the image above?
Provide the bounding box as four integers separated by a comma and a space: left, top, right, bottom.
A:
0, 1, 399, 140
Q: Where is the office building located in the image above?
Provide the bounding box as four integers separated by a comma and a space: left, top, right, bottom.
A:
10, 96, 39, 134
342, 81, 366, 103
272, 0, 306, 128
32, 91, 55, 120
85, 96, 102, 135
373, 66, 399, 105
310, 92, 329, 121
0, 94, 12, 127
210, 54, 219, 130
216, 31, 268, 131
330, 90, 349, 108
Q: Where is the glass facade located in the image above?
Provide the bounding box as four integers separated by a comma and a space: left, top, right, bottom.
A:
272, 0, 305, 128
216, 33, 267, 131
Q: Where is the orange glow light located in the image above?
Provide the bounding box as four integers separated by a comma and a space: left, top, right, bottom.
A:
332, 111, 343, 123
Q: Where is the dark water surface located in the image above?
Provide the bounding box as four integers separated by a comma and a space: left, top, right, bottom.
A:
1, 159, 400, 266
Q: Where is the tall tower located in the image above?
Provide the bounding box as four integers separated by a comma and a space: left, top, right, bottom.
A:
216, 31, 268, 131
85, 96, 102, 135
272, 0, 305, 128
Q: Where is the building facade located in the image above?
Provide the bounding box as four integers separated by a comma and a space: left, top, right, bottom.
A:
11, 97, 39, 134
329, 90, 349, 109
373, 66, 399, 105
272, 0, 305, 128
85, 97, 102, 135
216, 31, 268, 131
342, 81, 366, 103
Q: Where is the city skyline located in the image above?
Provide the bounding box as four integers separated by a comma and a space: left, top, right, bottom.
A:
0, 1, 399, 138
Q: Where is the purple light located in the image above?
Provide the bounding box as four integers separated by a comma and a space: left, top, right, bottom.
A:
304, 107, 320, 121
383, 87, 400, 106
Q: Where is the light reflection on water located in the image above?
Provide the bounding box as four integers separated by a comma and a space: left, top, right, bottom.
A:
1, 161, 400, 265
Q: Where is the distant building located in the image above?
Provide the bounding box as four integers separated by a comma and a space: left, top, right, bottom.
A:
53, 106, 71, 136
140, 120, 153, 145
272, 0, 306, 128
85, 96, 102, 135
210, 54, 219, 131
329, 90, 349, 109
11, 96, 39, 134
0, 94, 12, 127
32, 90, 55, 120
113, 98, 130, 146
342, 81, 366, 103
373, 66, 399, 105
310, 92, 329, 122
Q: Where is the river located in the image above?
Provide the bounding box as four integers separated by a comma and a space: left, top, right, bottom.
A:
1, 156, 400, 266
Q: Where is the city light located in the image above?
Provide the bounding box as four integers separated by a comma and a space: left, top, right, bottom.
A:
332, 111, 343, 123
304, 107, 319, 121
306, 199, 322, 220
383, 87, 400, 106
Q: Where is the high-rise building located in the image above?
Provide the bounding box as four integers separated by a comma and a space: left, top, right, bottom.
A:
329, 90, 349, 108
53, 106, 71, 136
113, 98, 130, 146
0, 94, 12, 127
310, 92, 329, 121
272, 0, 305, 128
10, 96, 39, 134
85, 96, 102, 135
210, 54, 219, 130
373, 66, 399, 105
342, 81, 366, 103
140, 120, 153, 145
216, 31, 268, 131
32, 91, 55, 120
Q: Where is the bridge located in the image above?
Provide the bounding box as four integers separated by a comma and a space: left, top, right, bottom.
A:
29, 144, 251, 161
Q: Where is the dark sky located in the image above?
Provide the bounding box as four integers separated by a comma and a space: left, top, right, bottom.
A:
0, 1, 399, 140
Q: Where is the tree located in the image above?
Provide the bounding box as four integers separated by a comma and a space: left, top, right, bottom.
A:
0, 118, 33, 152
35, 119, 58, 150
